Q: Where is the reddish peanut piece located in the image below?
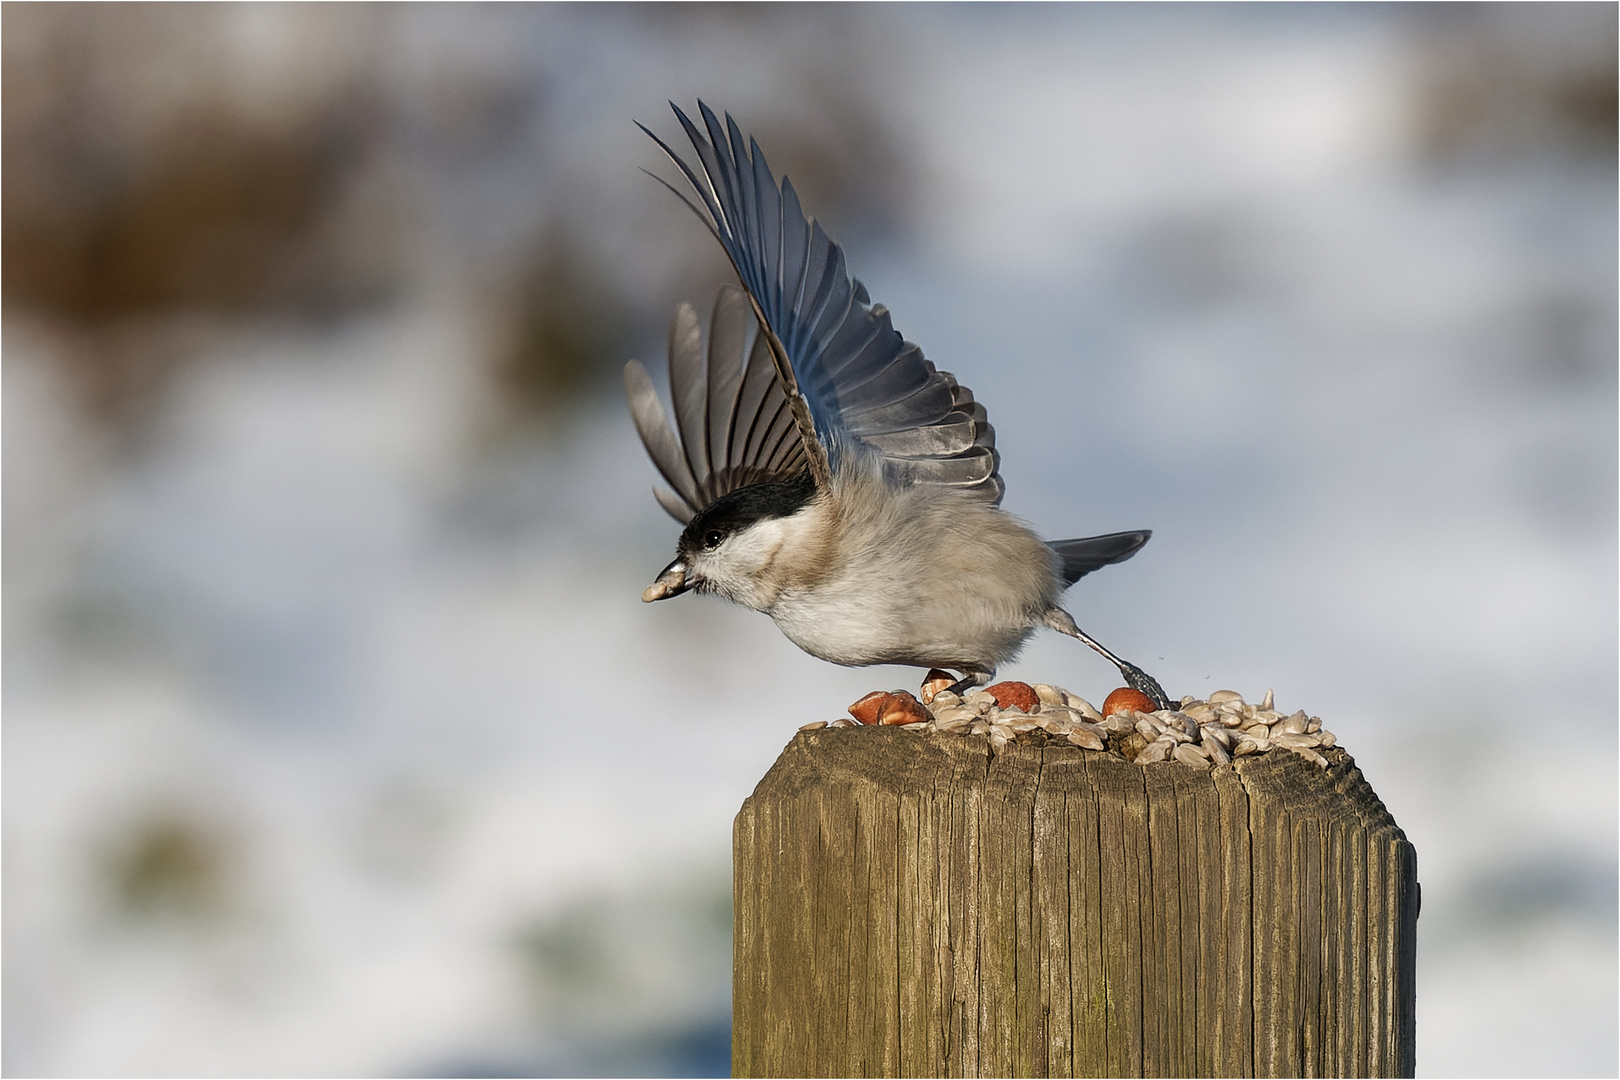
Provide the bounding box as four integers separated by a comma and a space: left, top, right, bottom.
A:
920, 669, 955, 704
878, 690, 930, 726
1102, 686, 1158, 718
849, 691, 888, 725
985, 681, 1039, 712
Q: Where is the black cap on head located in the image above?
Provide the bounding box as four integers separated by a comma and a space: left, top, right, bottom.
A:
678, 472, 816, 556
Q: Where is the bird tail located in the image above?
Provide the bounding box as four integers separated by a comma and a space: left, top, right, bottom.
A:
1048, 530, 1151, 587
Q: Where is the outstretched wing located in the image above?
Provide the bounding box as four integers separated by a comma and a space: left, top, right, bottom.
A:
640, 100, 1004, 505
625, 286, 810, 523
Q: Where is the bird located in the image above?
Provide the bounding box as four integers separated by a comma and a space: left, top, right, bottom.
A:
624, 101, 1171, 709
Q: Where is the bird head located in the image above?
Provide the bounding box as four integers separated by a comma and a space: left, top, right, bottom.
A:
641, 472, 819, 611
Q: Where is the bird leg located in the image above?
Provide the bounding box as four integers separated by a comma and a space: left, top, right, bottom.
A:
944, 669, 993, 697
1042, 608, 1172, 711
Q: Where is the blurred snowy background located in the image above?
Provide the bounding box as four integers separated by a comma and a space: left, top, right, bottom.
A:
3, 4, 1614, 1077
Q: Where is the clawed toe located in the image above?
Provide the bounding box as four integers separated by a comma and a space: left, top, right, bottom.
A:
1120, 663, 1172, 711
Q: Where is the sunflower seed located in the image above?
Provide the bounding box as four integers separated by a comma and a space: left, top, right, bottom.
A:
1033, 683, 1065, 707
1161, 711, 1196, 738
1174, 744, 1212, 769
1183, 702, 1217, 724
1135, 739, 1171, 764
1061, 692, 1104, 721
1067, 726, 1106, 751
873, 686, 1341, 770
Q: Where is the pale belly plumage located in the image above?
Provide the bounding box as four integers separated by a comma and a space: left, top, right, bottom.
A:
766, 581, 1041, 672
745, 467, 1064, 674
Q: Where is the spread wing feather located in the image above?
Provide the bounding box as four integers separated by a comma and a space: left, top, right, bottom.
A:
624, 357, 701, 512
636, 101, 1005, 506
652, 485, 695, 525
666, 303, 710, 486
732, 330, 783, 465
861, 414, 978, 456
625, 287, 811, 523
706, 288, 750, 473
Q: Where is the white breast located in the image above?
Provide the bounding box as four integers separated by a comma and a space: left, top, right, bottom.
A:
762, 491, 1059, 670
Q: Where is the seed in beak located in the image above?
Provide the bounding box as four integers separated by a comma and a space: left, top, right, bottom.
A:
641, 563, 688, 603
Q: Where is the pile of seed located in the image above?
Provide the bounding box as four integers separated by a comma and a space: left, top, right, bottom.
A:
802, 685, 1338, 770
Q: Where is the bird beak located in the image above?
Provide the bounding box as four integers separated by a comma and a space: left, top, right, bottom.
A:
641, 559, 691, 602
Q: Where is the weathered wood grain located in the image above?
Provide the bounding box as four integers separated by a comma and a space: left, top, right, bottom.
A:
733, 727, 1418, 1078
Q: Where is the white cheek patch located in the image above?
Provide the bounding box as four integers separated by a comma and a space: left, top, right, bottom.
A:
717, 518, 792, 575
693, 514, 810, 609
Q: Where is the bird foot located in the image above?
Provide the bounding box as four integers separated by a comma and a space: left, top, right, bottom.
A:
1119, 662, 1173, 712
940, 669, 992, 698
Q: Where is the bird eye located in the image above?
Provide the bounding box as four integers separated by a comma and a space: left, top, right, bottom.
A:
703, 529, 723, 549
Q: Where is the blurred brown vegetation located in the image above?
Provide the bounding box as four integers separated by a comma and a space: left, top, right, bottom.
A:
102, 811, 237, 924
3, 93, 388, 322
1410, 4, 1617, 164
490, 235, 626, 418
3, 4, 913, 437
11, 5, 1604, 439
3, 6, 409, 424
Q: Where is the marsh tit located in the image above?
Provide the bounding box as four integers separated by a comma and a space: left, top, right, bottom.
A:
625, 102, 1171, 709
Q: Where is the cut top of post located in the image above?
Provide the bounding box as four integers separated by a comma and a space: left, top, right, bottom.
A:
732, 727, 1417, 1079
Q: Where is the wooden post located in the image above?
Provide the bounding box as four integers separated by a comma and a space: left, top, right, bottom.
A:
732, 727, 1417, 1078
